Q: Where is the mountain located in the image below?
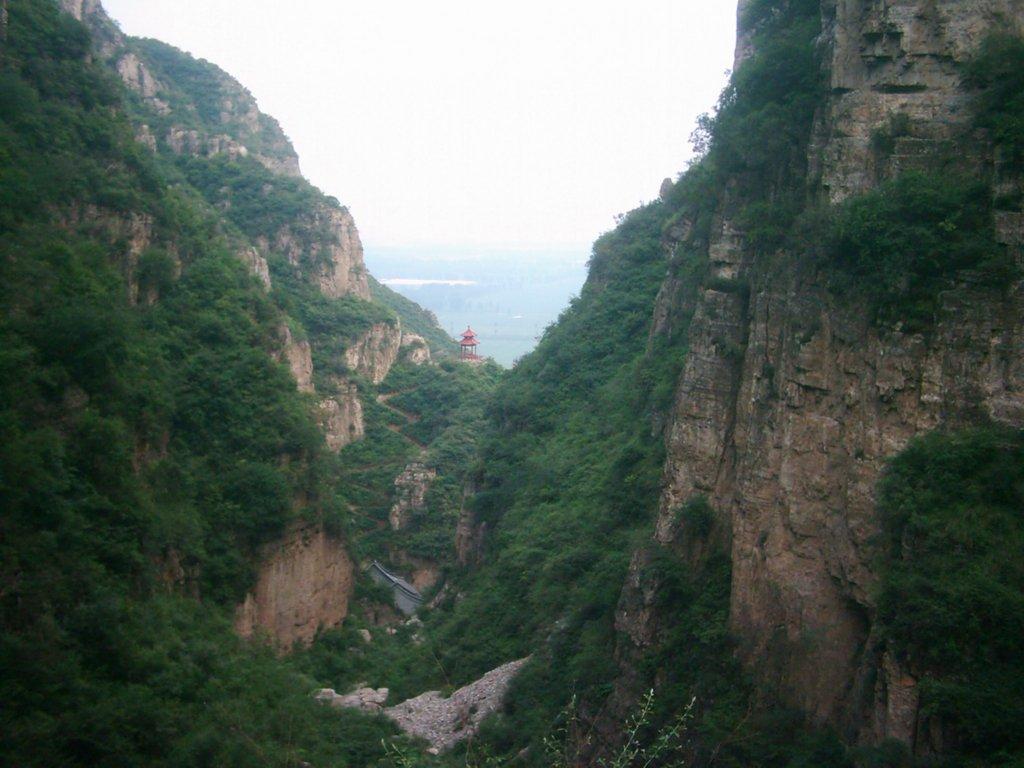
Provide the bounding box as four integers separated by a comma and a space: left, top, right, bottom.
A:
0, 1, 496, 764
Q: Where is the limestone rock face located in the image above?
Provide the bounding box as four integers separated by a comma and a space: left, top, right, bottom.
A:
257, 205, 371, 302
401, 332, 432, 365
813, 0, 1024, 203
319, 379, 365, 451
165, 127, 250, 162
654, 267, 1023, 734
273, 324, 314, 393
345, 322, 402, 384
389, 463, 436, 531
336, 658, 530, 753
454, 486, 487, 567
116, 52, 161, 99
237, 246, 271, 290
234, 524, 354, 649
135, 123, 157, 152
60, 0, 124, 57
314, 206, 371, 300
612, 0, 1024, 753
65, 0, 301, 178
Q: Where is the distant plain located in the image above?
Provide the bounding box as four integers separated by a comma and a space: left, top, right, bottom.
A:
365, 246, 589, 366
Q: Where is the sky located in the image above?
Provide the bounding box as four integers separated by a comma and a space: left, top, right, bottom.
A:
101, 0, 737, 249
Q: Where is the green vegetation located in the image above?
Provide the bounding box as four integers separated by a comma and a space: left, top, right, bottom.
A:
0, 2, 425, 764
825, 172, 1014, 330
179, 154, 337, 246
877, 426, 1024, 764
5, 1, 1023, 767
692, 0, 821, 194
965, 33, 1024, 168
129, 36, 295, 164
330, 356, 502, 567
394, 200, 701, 764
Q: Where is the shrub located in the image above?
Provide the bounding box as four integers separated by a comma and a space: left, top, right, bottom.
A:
876, 426, 1024, 761
965, 33, 1024, 167
826, 172, 1014, 330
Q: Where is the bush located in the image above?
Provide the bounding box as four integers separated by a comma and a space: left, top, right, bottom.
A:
826, 172, 1014, 329
965, 33, 1024, 167
876, 426, 1024, 761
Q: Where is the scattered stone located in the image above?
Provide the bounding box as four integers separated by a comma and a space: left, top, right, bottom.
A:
383, 657, 530, 752
316, 658, 530, 751
315, 686, 389, 713
358, 628, 372, 643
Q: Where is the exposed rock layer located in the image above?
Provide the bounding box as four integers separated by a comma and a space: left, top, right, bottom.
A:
274, 324, 314, 393
389, 462, 436, 531
319, 379, 365, 451
234, 524, 354, 648
346, 322, 402, 383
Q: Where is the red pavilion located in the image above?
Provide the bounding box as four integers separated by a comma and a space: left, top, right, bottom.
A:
459, 327, 481, 361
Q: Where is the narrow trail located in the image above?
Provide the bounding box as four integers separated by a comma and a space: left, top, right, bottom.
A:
377, 389, 428, 451
377, 389, 422, 424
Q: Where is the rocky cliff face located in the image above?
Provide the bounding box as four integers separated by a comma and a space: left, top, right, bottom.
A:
256, 204, 372, 302
234, 524, 354, 648
59, 0, 301, 177
319, 379, 365, 451
814, 0, 1024, 204
389, 462, 436, 531
345, 321, 402, 383
616, 0, 1024, 752
274, 324, 314, 393
401, 333, 432, 365
60, 0, 377, 308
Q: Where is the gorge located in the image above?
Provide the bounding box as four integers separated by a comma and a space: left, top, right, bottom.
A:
1, 1, 1022, 767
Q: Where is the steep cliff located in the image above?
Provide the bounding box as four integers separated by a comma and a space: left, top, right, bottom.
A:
234, 524, 355, 648
614, 0, 1024, 755
345, 321, 403, 384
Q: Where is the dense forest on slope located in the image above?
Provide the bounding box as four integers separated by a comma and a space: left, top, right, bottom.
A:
0, 3, 390, 763
0, 1, 490, 765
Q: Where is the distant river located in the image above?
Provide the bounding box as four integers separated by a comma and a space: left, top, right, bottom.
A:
364, 245, 589, 367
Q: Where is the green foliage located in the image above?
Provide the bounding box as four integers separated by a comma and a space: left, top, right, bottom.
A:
694, 0, 821, 193
0, 595, 403, 767
825, 172, 1013, 329
876, 426, 1024, 761
0, 3, 412, 763
678, 495, 714, 539
0, 1, 158, 228
965, 33, 1024, 167
366, 198, 701, 765
128, 36, 294, 164
180, 154, 337, 245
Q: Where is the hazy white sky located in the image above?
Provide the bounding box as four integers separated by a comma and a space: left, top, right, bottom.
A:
102, 1, 737, 248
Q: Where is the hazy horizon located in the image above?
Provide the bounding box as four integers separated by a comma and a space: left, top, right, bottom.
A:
100, 0, 737, 251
